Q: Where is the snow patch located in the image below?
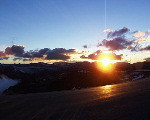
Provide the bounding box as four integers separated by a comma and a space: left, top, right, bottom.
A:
0, 75, 18, 94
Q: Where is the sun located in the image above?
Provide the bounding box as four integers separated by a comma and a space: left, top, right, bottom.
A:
101, 57, 110, 66
96, 56, 113, 72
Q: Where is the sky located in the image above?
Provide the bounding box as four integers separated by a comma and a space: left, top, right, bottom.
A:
0, 0, 150, 64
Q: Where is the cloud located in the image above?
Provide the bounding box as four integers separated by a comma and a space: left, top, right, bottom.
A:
144, 57, 150, 62
46, 48, 76, 60
46, 52, 70, 60
4, 46, 77, 61
80, 50, 102, 60
133, 34, 150, 45
38, 48, 49, 55
80, 54, 98, 60
104, 29, 112, 33
80, 50, 122, 60
0, 57, 9, 60
22, 58, 32, 61
83, 45, 88, 48
1, 44, 79, 62
107, 27, 130, 38
136, 38, 147, 43
140, 45, 150, 51
13, 57, 22, 61
98, 27, 134, 51
103, 37, 133, 51
109, 53, 123, 60
146, 30, 150, 34
147, 36, 150, 41
5, 45, 25, 57
134, 31, 145, 38
0, 51, 8, 60
127, 44, 141, 52
23, 48, 50, 58
25, 51, 43, 58
0, 51, 7, 57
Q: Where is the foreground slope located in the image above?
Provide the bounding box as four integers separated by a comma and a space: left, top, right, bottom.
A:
0, 78, 150, 120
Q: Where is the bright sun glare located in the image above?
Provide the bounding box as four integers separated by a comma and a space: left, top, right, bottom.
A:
101, 57, 110, 66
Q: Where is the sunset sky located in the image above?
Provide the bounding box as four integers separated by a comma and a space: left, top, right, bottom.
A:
0, 0, 150, 64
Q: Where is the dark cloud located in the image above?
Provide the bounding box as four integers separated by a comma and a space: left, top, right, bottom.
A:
80, 54, 98, 60
22, 52, 33, 58
95, 50, 101, 54
140, 45, 150, 51
97, 43, 102, 47
83, 45, 88, 48
0, 51, 7, 57
45, 48, 76, 60
80, 50, 122, 61
87, 50, 102, 60
80, 50, 101, 60
21, 48, 76, 60
27, 51, 43, 58
0, 51, 8, 60
110, 53, 123, 60
38, 48, 49, 55
5, 45, 25, 57
127, 44, 141, 52
5, 47, 13, 55
46, 52, 70, 60
144, 57, 150, 61
3, 45, 78, 61
87, 54, 99, 60
107, 27, 130, 38
23, 48, 50, 58
80, 55, 86, 59
97, 39, 107, 47
13, 57, 22, 61
49, 48, 76, 54
0, 57, 9, 60
103, 37, 133, 51
23, 58, 32, 61
96, 27, 150, 52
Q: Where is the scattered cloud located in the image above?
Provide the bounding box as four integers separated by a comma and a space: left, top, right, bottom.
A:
83, 45, 88, 48
46, 48, 76, 60
0, 51, 7, 57
23, 58, 32, 61
107, 27, 130, 38
5, 45, 25, 57
0, 57, 8, 60
0, 51, 8, 60
140, 45, 150, 51
144, 57, 150, 61
104, 29, 112, 33
80, 50, 122, 60
13, 57, 22, 61
101, 37, 133, 51
146, 30, 150, 34
97, 27, 150, 52
109, 53, 123, 60
134, 31, 145, 38
1, 27, 150, 63
80, 50, 102, 60
2, 45, 78, 62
